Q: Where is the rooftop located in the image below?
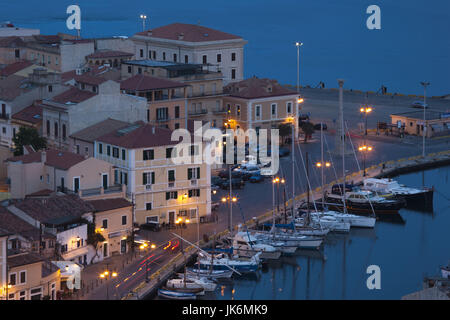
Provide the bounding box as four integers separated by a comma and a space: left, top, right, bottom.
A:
224, 77, 298, 99
12, 103, 43, 124
51, 86, 97, 104
97, 123, 178, 149
7, 149, 87, 170
86, 50, 133, 59
70, 118, 130, 143
0, 60, 33, 77
7, 252, 45, 268
12, 194, 93, 225
135, 23, 243, 43
0, 74, 33, 101
120, 74, 186, 91
391, 111, 447, 121
0, 36, 25, 48
87, 198, 132, 212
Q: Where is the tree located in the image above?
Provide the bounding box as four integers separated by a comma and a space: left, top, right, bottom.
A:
86, 221, 105, 265
277, 123, 292, 145
300, 122, 315, 143
12, 127, 47, 156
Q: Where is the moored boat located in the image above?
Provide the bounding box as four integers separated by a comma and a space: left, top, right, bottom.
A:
157, 288, 198, 300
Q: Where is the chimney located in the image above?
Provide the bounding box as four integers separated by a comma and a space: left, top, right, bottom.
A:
41, 151, 46, 163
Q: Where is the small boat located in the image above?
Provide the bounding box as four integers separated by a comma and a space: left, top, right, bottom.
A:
441, 264, 450, 279
197, 251, 261, 273
186, 267, 233, 279
232, 232, 281, 260
166, 278, 206, 295
362, 178, 433, 210
295, 214, 351, 233
157, 288, 197, 300
175, 274, 218, 291
263, 221, 330, 237
313, 210, 376, 228
252, 230, 323, 249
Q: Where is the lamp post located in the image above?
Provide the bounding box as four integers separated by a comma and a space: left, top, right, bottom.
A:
140, 14, 147, 32
358, 145, 373, 177
272, 177, 285, 217
295, 42, 303, 94
360, 106, 372, 136
316, 160, 331, 210
420, 81, 430, 157
99, 264, 118, 300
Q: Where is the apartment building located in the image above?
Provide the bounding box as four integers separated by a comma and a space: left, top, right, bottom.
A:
87, 198, 133, 258
94, 123, 211, 225
0, 36, 27, 64
120, 74, 188, 130
122, 60, 226, 128
5, 252, 60, 300
6, 149, 124, 200
132, 23, 247, 83
223, 77, 301, 138
86, 50, 134, 67
41, 75, 147, 151
0, 231, 8, 299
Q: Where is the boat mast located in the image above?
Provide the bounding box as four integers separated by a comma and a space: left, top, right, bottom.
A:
306, 151, 310, 224
321, 123, 325, 211
292, 123, 295, 218
338, 79, 347, 214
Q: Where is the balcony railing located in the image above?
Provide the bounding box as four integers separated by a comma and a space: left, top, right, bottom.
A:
212, 108, 226, 114
188, 91, 224, 98
188, 109, 208, 116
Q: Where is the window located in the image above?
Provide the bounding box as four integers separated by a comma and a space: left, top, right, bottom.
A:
166, 147, 175, 158
287, 102, 292, 114
19, 290, 26, 300
140, 49, 143, 58
138, 67, 142, 74
217, 54, 221, 62
98, 143, 103, 154
184, 55, 188, 63
168, 170, 175, 182
227, 104, 231, 113
152, 51, 156, 59
62, 124, 66, 139
107, 145, 111, 156
156, 107, 169, 121
173, 53, 177, 62
190, 208, 197, 219
2, 127, 5, 134
122, 149, 126, 160
122, 215, 127, 225
174, 123, 180, 129
102, 219, 108, 229
48, 56, 51, 65
174, 106, 180, 119
189, 145, 199, 156
163, 52, 166, 60
128, 66, 132, 73
46, 120, 50, 136
146, 203, 152, 211
19, 271, 26, 284
122, 172, 128, 185
231, 52, 236, 61
143, 149, 154, 160
255, 105, 261, 119
112, 147, 119, 158
187, 167, 200, 180
54, 122, 58, 137
55, 57, 58, 65
47, 174, 50, 184
271, 103, 277, 118
188, 189, 200, 198
15, 49, 20, 58
202, 55, 207, 64
236, 105, 241, 117
231, 69, 236, 80
166, 191, 178, 200
143, 172, 155, 185
85, 146, 89, 154
9, 273, 16, 286
48, 85, 53, 92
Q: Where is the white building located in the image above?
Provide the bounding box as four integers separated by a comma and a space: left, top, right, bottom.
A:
0, 22, 39, 37
132, 23, 247, 84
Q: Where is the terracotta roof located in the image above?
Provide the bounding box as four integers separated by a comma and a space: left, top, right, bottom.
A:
62, 66, 121, 84
0, 36, 25, 48
74, 74, 108, 86
0, 75, 32, 101
25, 189, 55, 197
7, 252, 45, 268
87, 198, 132, 212
224, 77, 298, 99
13, 194, 94, 225
52, 86, 97, 104
7, 149, 86, 170
87, 50, 133, 59
0, 60, 33, 77
12, 103, 42, 124
136, 23, 242, 42
0, 207, 55, 241
120, 74, 185, 91
70, 118, 130, 143
97, 123, 178, 149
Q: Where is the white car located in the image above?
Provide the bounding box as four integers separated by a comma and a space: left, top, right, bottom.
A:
411, 100, 428, 109
233, 164, 261, 175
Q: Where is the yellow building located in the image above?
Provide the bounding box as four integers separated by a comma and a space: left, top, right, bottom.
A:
5, 252, 60, 300
94, 123, 211, 225
390, 111, 450, 138
87, 198, 133, 259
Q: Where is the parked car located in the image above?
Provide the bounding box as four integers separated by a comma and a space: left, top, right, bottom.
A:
140, 221, 160, 232
234, 164, 261, 175
411, 100, 428, 109
220, 178, 244, 190
249, 174, 264, 183
313, 123, 327, 131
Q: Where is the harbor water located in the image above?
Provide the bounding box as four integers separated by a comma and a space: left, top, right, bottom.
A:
205, 165, 450, 300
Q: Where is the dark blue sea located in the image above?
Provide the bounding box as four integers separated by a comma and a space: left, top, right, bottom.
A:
1, 0, 449, 96
207, 165, 450, 300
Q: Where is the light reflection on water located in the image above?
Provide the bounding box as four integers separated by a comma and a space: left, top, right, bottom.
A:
204, 166, 450, 300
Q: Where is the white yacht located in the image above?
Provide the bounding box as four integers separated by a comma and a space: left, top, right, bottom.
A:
232, 232, 281, 260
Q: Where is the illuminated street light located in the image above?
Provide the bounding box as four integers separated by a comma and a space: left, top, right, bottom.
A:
358, 145, 373, 176
140, 14, 147, 32
360, 106, 373, 135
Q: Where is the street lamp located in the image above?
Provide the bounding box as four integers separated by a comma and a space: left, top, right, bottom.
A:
99, 264, 118, 300
272, 177, 285, 219
140, 14, 147, 32
358, 145, 373, 176
360, 106, 373, 136
295, 42, 303, 94
140, 242, 155, 283
420, 81, 430, 157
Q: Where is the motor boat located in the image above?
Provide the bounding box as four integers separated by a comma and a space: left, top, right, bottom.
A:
318, 211, 376, 228
175, 273, 217, 292
158, 288, 198, 300
251, 230, 323, 249
232, 232, 281, 260
166, 278, 205, 295
186, 267, 233, 279
295, 213, 351, 233
196, 251, 261, 273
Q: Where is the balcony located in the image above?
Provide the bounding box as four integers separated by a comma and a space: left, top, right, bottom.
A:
0, 113, 10, 120
188, 91, 224, 98
58, 184, 126, 200
212, 108, 227, 115
188, 108, 208, 116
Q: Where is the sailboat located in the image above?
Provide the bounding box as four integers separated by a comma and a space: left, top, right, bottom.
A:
231, 231, 282, 260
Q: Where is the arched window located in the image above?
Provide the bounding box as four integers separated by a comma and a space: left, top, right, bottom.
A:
46, 120, 50, 136
62, 124, 66, 139
54, 122, 58, 138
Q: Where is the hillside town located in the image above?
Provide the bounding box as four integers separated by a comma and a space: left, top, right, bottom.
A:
0, 19, 449, 301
